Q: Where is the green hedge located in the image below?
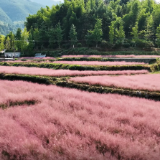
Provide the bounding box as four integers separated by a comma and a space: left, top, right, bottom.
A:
0, 62, 151, 71
56, 81, 160, 101
0, 73, 160, 101
0, 100, 37, 109
0, 73, 54, 85
57, 57, 113, 61
41, 48, 160, 57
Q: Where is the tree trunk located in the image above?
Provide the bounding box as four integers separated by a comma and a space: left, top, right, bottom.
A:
73, 44, 74, 48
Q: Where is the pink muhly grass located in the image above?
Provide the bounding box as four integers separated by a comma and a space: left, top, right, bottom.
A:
0, 66, 149, 77
0, 80, 160, 159
62, 55, 160, 58
52, 61, 146, 65
70, 74, 160, 91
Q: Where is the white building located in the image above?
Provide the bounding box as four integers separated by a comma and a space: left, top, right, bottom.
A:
35, 53, 46, 58
5, 52, 21, 58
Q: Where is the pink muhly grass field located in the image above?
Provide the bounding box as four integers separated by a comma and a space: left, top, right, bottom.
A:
70, 74, 160, 91
62, 55, 160, 58
0, 80, 160, 159
52, 61, 146, 65
0, 66, 149, 77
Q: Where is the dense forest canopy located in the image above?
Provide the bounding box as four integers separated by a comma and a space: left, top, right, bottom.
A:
1, 0, 160, 54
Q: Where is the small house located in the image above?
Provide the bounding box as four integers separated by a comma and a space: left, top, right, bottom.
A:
35, 53, 46, 58
5, 52, 21, 58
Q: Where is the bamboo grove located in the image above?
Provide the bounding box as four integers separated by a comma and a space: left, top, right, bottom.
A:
1, 0, 160, 53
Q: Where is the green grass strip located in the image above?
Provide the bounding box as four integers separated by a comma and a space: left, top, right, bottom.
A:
56, 81, 160, 101
0, 72, 159, 101
0, 100, 38, 109
0, 62, 151, 71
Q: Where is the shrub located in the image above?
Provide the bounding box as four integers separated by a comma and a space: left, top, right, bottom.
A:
21, 59, 27, 61
100, 40, 109, 49
77, 43, 82, 47
113, 41, 122, 49
123, 43, 130, 48
62, 43, 70, 49
136, 39, 154, 49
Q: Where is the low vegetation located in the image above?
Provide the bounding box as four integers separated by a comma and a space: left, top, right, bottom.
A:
0, 80, 160, 160
0, 66, 149, 77
70, 74, 160, 92
0, 61, 151, 71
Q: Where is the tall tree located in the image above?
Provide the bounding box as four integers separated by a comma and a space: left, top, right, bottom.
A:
156, 24, 160, 47
21, 28, 29, 54
131, 22, 139, 46
69, 24, 77, 48
116, 22, 125, 45
0, 35, 5, 51
8, 32, 15, 50
55, 22, 63, 48
48, 27, 56, 48
88, 19, 103, 48
15, 28, 22, 51
109, 21, 115, 44
15, 28, 22, 40
5, 36, 11, 51
145, 15, 154, 41
33, 28, 40, 49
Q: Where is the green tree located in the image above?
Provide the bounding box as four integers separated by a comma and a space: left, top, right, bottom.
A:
109, 21, 115, 44
21, 28, 29, 54
48, 27, 56, 48
15, 28, 22, 51
116, 22, 125, 45
27, 31, 35, 55
33, 28, 40, 49
5, 36, 11, 50
8, 32, 15, 51
0, 35, 5, 51
55, 22, 63, 48
156, 24, 160, 47
69, 24, 77, 48
88, 19, 103, 48
145, 15, 154, 41
15, 28, 22, 40
131, 22, 139, 46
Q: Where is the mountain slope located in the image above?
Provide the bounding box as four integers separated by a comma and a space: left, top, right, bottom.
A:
0, 0, 43, 22
0, 0, 44, 35
0, 8, 12, 24
30, 0, 60, 7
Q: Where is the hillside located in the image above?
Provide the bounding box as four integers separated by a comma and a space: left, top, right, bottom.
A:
0, 0, 43, 22
31, 0, 60, 7
0, 8, 12, 24
0, 0, 43, 35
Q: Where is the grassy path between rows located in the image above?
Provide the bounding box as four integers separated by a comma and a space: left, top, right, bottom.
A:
0, 62, 151, 71
0, 73, 160, 101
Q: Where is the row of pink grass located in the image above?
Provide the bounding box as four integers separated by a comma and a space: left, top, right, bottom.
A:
0, 80, 160, 159
0, 66, 149, 77
62, 55, 160, 58
51, 61, 146, 65
70, 74, 160, 91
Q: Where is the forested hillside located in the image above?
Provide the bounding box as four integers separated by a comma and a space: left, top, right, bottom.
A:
24, 0, 160, 50
1, 0, 160, 55
0, 0, 43, 35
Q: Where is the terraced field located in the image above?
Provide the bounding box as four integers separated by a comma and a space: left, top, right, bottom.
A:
0, 55, 160, 160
